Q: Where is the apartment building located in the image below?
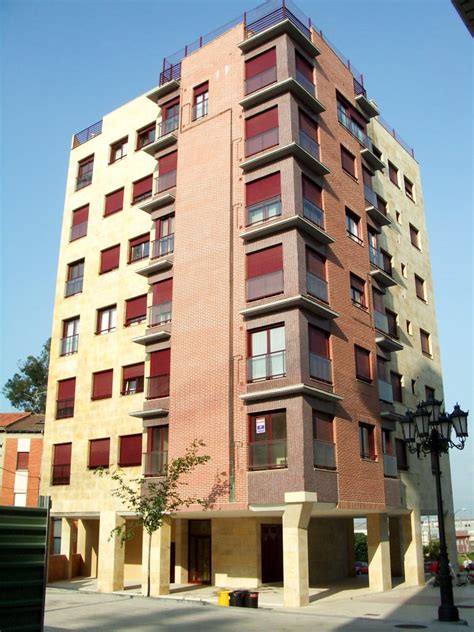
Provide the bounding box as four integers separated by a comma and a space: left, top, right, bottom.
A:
40, 0, 457, 606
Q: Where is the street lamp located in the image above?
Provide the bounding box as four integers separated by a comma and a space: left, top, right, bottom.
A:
399, 399, 469, 623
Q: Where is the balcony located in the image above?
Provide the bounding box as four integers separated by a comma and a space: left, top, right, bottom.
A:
65, 277, 83, 297
369, 246, 397, 287
72, 120, 102, 149
146, 375, 170, 400
303, 198, 324, 230
152, 235, 174, 259
149, 302, 172, 327
52, 464, 70, 485
364, 185, 390, 227
143, 116, 179, 155
192, 99, 208, 121
378, 379, 393, 404
157, 171, 177, 193
383, 453, 398, 478
240, 76, 325, 114
245, 66, 277, 95
295, 70, 315, 95
240, 136, 330, 175
374, 310, 389, 334
138, 177, 176, 213
70, 221, 88, 241
337, 109, 384, 171
314, 440, 336, 470
248, 350, 286, 382
247, 270, 283, 301
245, 127, 279, 157
56, 399, 74, 419
309, 353, 332, 383
144, 450, 168, 477
147, 76, 180, 100
307, 272, 328, 303
75, 172, 92, 191
60, 334, 79, 356
247, 196, 282, 227
248, 440, 287, 471
240, 293, 338, 320
354, 79, 380, 119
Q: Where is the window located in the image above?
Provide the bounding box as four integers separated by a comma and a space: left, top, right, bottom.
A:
245, 172, 281, 225
302, 175, 324, 227
104, 188, 124, 217
119, 434, 142, 467
341, 145, 356, 178
122, 363, 145, 395
152, 215, 175, 258
148, 349, 171, 399
382, 429, 393, 455
420, 329, 431, 356
309, 325, 331, 382
160, 97, 180, 136
404, 176, 414, 200
401, 263, 407, 278
355, 345, 371, 382
246, 244, 283, 301
409, 224, 420, 249
52, 443, 71, 485
157, 152, 177, 192
136, 123, 155, 150
56, 378, 76, 419
129, 233, 150, 263
388, 161, 399, 186
377, 356, 391, 402
395, 438, 408, 471
52, 518, 62, 554
346, 209, 362, 244
337, 94, 367, 143
132, 175, 153, 204
313, 411, 336, 469
92, 369, 113, 400
306, 247, 328, 302
372, 289, 385, 331
60, 317, 79, 356
125, 295, 147, 326
245, 107, 278, 156
425, 386, 435, 401
245, 48, 277, 95
248, 325, 285, 382
406, 319, 412, 335
145, 426, 169, 476
192, 81, 209, 120
415, 274, 426, 301
88, 438, 110, 469
391, 372, 403, 403
359, 423, 375, 460
386, 309, 398, 338
248, 411, 287, 470
350, 273, 366, 308
100, 244, 120, 274
110, 137, 128, 163
76, 155, 93, 190
299, 110, 319, 157
16, 452, 29, 470
65, 259, 84, 297
96, 305, 117, 334
150, 278, 173, 326
295, 51, 314, 91
70, 205, 88, 241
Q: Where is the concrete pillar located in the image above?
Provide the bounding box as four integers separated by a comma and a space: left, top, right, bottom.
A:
142, 517, 171, 597
97, 511, 125, 592
282, 491, 316, 607
174, 519, 188, 584
60, 518, 75, 579
389, 516, 404, 577
346, 519, 356, 578
401, 510, 425, 586
367, 513, 392, 592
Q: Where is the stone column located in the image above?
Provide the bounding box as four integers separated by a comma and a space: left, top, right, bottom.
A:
142, 517, 171, 597
97, 511, 125, 592
401, 510, 425, 586
389, 516, 403, 577
60, 518, 76, 579
282, 491, 316, 607
174, 519, 188, 584
367, 513, 392, 592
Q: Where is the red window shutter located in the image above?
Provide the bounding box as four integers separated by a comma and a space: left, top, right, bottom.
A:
295, 51, 313, 81
150, 349, 171, 377
89, 438, 110, 468
372, 289, 384, 312
100, 245, 120, 273
247, 245, 283, 279
246, 173, 281, 206
104, 188, 124, 216
341, 146, 356, 176
355, 346, 371, 379
362, 167, 373, 188
125, 295, 147, 323
72, 205, 89, 226
299, 110, 318, 140
313, 412, 333, 442
158, 152, 177, 175
302, 176, 322, 207
16, 452, 29, 470
309, 326, 329, 357
123, 363, 145, 381
133, 176, 153, 201
152, 278, 173, 304
162, 97, 180, 118
306, 249, 326, 279
119, 434, 142, 467
129, 233, 149, 248
58, 378, 76, 400
193, 81, 209, 98
245, 48, 276, 79
54, 443, 72, 466
245, 107, 278, 138
92, 369, 113, 399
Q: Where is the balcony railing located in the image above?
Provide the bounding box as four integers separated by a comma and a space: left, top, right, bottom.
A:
337, 107, 371, 149
245, 127, 279, 157
374, 310, 389, 333
246, 195, 281, 226
65, 277, 83, 297
157, 115, 179, 138
307, 272, 328, 302
60, 334, 79, 356
383, 453, 398, 478
52, 464, 70, 485
146, 375, 170, 399
378, 379, 393, 404
299, 129, 321, 160
245, 66, 277, 95
151, 235, 174, 259
309, 352, 332, 383
245, 2, 311, 40
303, 198, 324, 228
73, 120, 102, 148
75, 172, 92, 190
364, 184, 378, 208
247, 350, 286, 382
56, 399, 74, 419
247, 270, 283, 301
369, 246, 392, 275
156, 171, 177, 193
192, 99, 208, 121
70, 221, 88, 241
248, 440, 288, 471
149, 302, 172, 327
295, 70, 315, 94
314, 440, 336, 469
144, 450, 168, 477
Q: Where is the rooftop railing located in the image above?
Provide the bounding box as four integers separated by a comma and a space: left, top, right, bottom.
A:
72, 120, 102, 148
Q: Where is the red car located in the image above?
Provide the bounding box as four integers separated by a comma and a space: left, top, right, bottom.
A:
355, 561, 368, 575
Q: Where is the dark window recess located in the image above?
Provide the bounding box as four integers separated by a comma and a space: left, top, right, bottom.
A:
132, 175, 153, 204
70, 205, 89, 241
388, 161, 399, 186
420, 329, 431, 356
125, 295, 147, 326
404, 176, 414, 200
100, 244, 120, 274
76, 156, 93, 190
410, 224, 420, 249
425, 385, 435, 401
92, 369, 113, 400
88, 438, 110, 469
350, 273, 366, 308
119, 434, 142, 467
248, 410, 287, 470
104, 188, 124, 216
246, 244, 283, 301
52, 443, 72, 485
122, 363, 145, 395
346, 209, 362, 244
415, 274, 426, 300
341, 145, 356, 178
136, 123, 155, 150
359, 423, 375, 460
355, 345, 371, 382
395, 438, 409, 470
391, 372, 403, 403
129, 234, 150, 263
386, 309, 398, 338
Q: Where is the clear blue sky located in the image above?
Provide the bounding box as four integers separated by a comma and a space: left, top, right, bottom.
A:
1, 0, 472, 514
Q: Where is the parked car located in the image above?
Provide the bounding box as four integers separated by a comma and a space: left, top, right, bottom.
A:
355, 561, 368, 575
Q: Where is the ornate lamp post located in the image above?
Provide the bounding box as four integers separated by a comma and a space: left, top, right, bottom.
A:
399, 399, 469, 623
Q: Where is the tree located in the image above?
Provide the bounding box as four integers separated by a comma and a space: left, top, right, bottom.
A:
354, 532, 368, 562
423, 539, 440, 561
96, 439, 211, 597
3, 339, 50, 413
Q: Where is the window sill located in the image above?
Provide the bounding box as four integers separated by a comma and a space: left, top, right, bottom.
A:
352, 301, 368, 312
99, 268, 119, 275
341, 169, 358, 183
95, 329, 116, 335
356, 376, 373, 385
347, 232, 364, 246
244, 142, 279, 159
125, 319, 146, 327
103, 209, 123, 218
246, 290, 284, 303
108, 156, 127, 165
314, 465, 337, 472
118, 463, 142, 468
91, 395, 113, 401
247, 375, 286, 384
120, 391, 144, 396
360, 456, 378, 463
131, 194, 153, 205
88, 464, 109, 470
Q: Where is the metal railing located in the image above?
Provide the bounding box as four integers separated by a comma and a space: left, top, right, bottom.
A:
369, 246, 392, 275
307, 272, 328, 302
299, 129, 320, 160
246, 195, 281, 226
295, 70, 315, 95
156, 171, 177, 193
157, 115, 179, 138
75, 172, 92, 190
149, 302, 172, 326
364, 184, 378, 208
192, 99, 209, 121
144, 450, 168, 477
248, 350, 286, 382
378, 116, 415, 158
146, 375, 170, 399
52, 464, 70, 485
65, 277, 83, 297
247, 270, 283, 301
56, 399, 74, 419
245, 1, 311, 39
73, 120, 102, 148
248, 439, 288, 471
309, 353, 332, 383
337, 107, 372, 149
160, 62, 182, 85
151, 235, 174, 259
60, 334, 79, 356
245, 127, 279, 157
245, 66, 277, 95
303, 198, 324, 228
374, 310, 389, 333
378, 379, 393, 404
383, 453, 398, 477
70, 221, 87, 241
313, 440, 336, 469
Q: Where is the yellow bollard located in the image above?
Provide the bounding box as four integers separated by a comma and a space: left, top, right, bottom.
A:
217, 590, 230, 607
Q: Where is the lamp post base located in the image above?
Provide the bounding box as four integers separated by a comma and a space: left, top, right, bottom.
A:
438, 603, 460, 622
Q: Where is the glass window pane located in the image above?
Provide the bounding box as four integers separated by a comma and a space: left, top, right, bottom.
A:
271, 412, 286, 440
270, 326, 285, 352
251, 330, 267, 356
